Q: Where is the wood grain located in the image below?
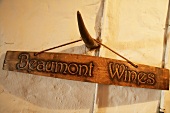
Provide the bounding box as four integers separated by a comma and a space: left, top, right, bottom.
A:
3, 51, 169, 90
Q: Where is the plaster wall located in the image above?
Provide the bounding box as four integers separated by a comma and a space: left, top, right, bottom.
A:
0, 0, 169, 113
96, 0, 169, 113
0, 0, 102, 113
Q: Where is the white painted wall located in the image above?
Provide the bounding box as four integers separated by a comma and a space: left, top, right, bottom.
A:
0, 0, 169, 113
0, 1, 102, 113
96, 1, 169, 113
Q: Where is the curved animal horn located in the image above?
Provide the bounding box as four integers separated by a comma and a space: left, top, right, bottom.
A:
77, 11, 100, 50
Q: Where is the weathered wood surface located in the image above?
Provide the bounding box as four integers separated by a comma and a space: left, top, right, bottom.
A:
3, 51, 169, 90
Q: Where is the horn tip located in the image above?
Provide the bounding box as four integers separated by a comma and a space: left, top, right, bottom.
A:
77, 11, 81, 15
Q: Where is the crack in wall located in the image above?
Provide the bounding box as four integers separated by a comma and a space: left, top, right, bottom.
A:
92, 0, 105, 113
159, 1, 170, 113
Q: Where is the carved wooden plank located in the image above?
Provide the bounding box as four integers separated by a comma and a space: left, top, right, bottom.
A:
3, 51, 169, 90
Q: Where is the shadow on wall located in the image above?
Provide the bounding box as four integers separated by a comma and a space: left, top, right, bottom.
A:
97, 84, 161, 108
0, 46, 161, 111
0, 45, 97, 110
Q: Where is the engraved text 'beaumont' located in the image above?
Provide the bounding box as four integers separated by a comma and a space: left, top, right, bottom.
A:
16, 53, 94, 77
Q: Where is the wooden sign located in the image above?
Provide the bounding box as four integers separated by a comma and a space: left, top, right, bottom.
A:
3, 51, 169, 90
